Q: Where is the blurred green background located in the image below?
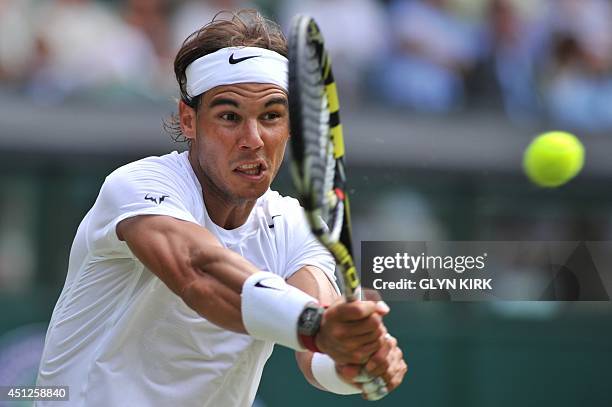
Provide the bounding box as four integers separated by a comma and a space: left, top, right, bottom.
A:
1, 0, 612, 406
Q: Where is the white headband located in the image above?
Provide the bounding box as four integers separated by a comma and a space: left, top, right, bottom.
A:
185, 46, 288, 98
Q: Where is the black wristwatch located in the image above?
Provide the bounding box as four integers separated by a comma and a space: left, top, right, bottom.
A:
297, 303, 324, 352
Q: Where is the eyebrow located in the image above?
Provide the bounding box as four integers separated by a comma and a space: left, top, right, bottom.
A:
208, 98, 239, 109
208, 96, 288, 109
265, 97, 288, 108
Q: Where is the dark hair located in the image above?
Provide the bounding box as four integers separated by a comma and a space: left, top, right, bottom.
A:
164, 9, 288, 142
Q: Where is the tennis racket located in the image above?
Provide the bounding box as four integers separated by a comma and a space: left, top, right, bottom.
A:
288, 14, 359, 301
287, 15, 388, 400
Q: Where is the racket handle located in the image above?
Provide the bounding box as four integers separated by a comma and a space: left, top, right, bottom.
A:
346, 287, 389, 399
344, 286, 361, 302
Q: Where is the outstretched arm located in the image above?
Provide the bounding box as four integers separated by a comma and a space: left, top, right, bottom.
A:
118, 214, 255, 333
118, 214, 388, 358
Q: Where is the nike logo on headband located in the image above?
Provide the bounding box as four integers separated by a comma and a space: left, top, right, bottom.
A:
229, 53, 260, 64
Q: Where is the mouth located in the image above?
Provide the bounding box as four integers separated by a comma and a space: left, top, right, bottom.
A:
233, 161, 267, 180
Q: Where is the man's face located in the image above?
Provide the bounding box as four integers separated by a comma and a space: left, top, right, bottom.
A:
182, 83, 289, 203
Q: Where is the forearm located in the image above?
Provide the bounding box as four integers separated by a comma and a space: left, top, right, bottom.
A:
296, 351, 323, 390
180, 246, 261, 333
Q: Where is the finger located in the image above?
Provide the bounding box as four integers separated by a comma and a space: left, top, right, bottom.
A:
328, 319, 385, 358
343, 315, 386, 342
387, 360, 408, 391
364, 335, 396, 375
336, 364, 361, 381
363, 378, 388, 401
385, 333, 397, 347
317, 314, 383, 358
379, 348, 406, 388
364, 347, 392, 377
326, 328, 388, 366
362, 377, 386, 394
354, 367, 375, 383
328, 301, 378, 322
362, 288, 382, 302
364, 388, 388, 401
350, 336, 387, 364
333, 336, 389, 364
375, 301, 390, 316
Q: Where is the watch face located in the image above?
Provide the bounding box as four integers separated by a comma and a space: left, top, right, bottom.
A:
299, 307, 322, 336
300, 309, 316, 329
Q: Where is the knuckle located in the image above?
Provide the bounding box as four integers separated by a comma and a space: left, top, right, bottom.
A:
357, 301, 373, 319
367, 342, 382, 355
371, 312, 382, 324
381, 357, 391, 369
323, 307, 336, 320
351, 353, 364, 364
366, 316, 382, 332
331, 326, 344, 339
367, 358, 382, 371
375, 352, 388, 365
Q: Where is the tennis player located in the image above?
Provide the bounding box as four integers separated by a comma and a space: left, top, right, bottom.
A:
36, 9, 406, 406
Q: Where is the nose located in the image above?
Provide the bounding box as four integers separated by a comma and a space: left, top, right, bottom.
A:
238, 119, 264, 150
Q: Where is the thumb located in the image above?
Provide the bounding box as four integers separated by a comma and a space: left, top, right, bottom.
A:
375, 301, 390, 316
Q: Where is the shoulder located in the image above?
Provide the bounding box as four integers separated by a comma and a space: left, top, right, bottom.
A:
258, 189, 303, 218
97, 151, 197, 209
108, 151, 186, 182
102, 151, 194, 194
255, 189, 312, 237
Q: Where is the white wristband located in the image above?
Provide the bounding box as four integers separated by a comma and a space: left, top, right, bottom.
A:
241, 271, 316, 351
311, 353, 361, 395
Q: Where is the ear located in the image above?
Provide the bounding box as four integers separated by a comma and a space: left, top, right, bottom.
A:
178, 100, 197, 141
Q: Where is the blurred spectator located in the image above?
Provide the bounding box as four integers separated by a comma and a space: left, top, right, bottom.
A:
484, 0, 549, 123
543, 34, 612, 132
123, 0, 172, 61
354, 190, 446, 242
541, 0, 612, 132
0, 0, 37, 85
122, 0, 175, 95
375, 0, 481, 112
171, 0, 255, 51
26, 0, 160, 103
278, 0, 388, 101
550, 0, 612, 67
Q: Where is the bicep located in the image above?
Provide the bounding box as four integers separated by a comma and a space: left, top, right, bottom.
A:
286, 265, 340, 306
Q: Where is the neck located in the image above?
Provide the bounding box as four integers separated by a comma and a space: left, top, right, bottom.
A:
188, 151, 256, 230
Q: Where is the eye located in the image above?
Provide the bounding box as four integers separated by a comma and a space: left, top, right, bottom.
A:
262, 112, 282, 121
220, 112, 240, 122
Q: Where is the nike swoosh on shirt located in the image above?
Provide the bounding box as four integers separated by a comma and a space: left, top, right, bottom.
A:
229, 53, 260, 64
268, 215, 281, 229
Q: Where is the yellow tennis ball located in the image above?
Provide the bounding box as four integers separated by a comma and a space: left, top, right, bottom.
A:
523, 131, 584, 187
